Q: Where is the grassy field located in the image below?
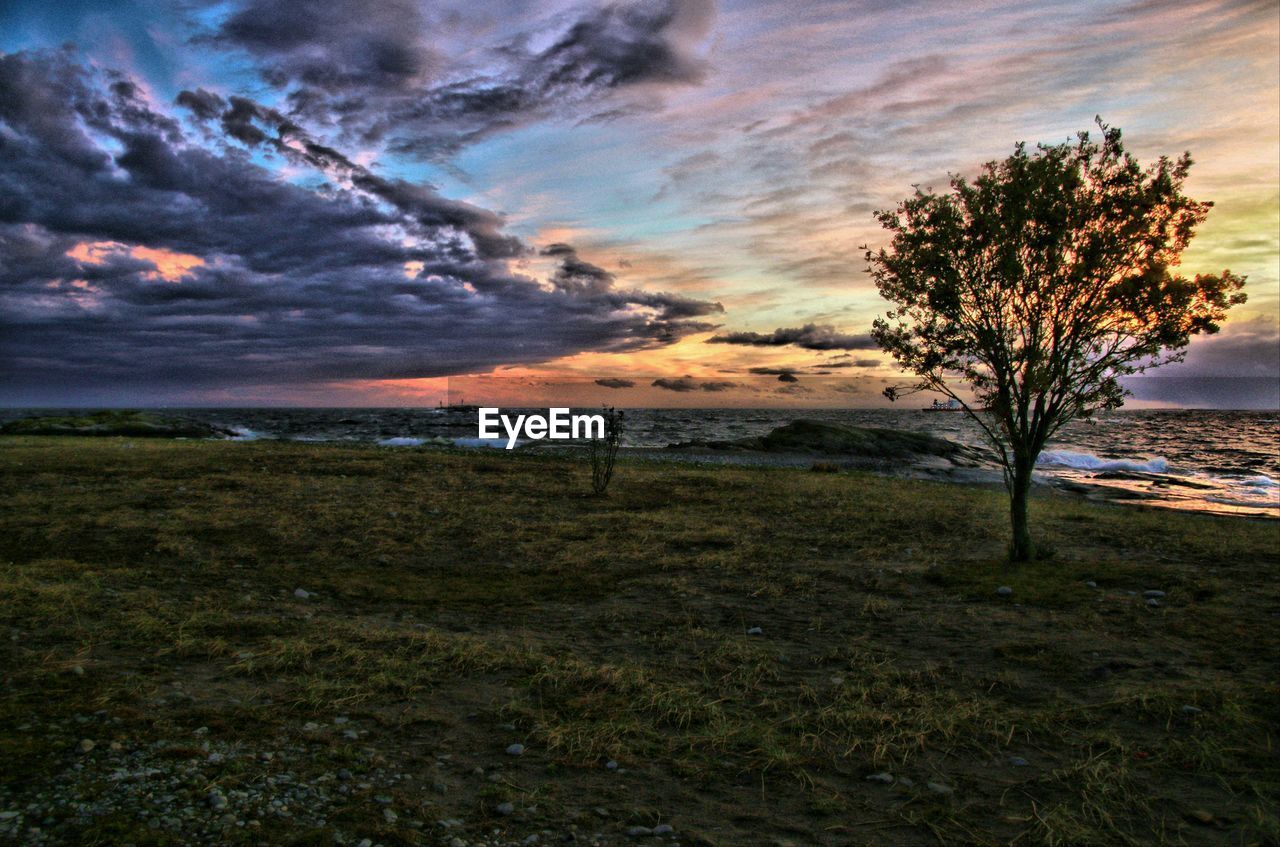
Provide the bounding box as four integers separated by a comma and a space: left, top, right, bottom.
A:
0, 437, 1276, 847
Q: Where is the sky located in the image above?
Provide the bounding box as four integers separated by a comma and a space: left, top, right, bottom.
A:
1, 0, 1277, 408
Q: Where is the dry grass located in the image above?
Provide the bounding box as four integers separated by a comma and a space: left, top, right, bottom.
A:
0, 436, 1277, 845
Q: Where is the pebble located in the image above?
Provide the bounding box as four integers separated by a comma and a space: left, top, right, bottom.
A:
926, 782, 954, 795
207, 791, 228, 811
1143, 590, 1166, 599
897, 777, 914, 787
605, 760, 618, 771
746, 626, 764, 635
506, 743, 526, 756
77, 739, 95, 754
653, 823, 675, 835
495, 802, 515, 816
627, 826, 653, 837
1181, 705, 1203, 715
357, 840, 373, 847
293, 588, 311, 599
1085, 581, 1098, 589
382, 808, 398, 824
865, 772, 894, 784
1147, 598, 1161, 607
1008, 757, 1029, 767
996, 586, 1013, 597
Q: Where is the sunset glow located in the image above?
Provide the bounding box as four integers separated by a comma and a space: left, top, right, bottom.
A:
1, 0, 1275, 407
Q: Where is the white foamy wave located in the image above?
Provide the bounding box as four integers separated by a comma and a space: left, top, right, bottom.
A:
1037, 449, 1168, 474
453, 437, 515, 449
377, 437, 426, 447
229, 427, 264, 441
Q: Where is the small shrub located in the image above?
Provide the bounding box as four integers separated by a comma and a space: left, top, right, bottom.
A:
588, 407, 624, 495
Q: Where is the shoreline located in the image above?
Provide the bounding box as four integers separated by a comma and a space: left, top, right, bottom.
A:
5, 407, 1275, 520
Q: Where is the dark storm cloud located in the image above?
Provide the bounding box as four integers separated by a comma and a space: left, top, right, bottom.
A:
0, 50, 720, 400
174, 87, 225, 121
707, 323, 876, 351
543, 244, 615, 295
175, 89, 526, 259
594, 378, 635, 389
211, 0, 437, 95
745, 366, 799, 381
535, 243, 721, 319
651, 377, 737, 392
207, 0, 714, 159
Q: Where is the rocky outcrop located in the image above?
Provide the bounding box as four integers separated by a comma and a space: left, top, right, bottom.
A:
1, 410, 234, 438
668, 419, 984, 463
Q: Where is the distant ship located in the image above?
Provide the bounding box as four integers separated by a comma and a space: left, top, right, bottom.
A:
436, 399, 480, 412
923, 399, 964, 411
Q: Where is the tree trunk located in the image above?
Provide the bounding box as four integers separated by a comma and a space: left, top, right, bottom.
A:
1009, 453, 1035, 562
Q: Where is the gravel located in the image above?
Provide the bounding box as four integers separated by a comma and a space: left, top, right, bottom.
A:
0, 714, 678, 847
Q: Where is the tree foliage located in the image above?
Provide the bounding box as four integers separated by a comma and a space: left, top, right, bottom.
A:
869, 121, 1246, 560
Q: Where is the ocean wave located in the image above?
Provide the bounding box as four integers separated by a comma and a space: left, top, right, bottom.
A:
377, 437, 425, 447
228, 427, 265, 441
1037, 449, 1168, 474
453, 437, 515, 449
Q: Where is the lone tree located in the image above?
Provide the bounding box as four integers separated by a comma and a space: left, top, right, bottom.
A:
869, 122, 1245, 561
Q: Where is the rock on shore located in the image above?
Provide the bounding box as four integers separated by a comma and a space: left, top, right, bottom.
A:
668, 419, 983, 463
0, 410, 234, 439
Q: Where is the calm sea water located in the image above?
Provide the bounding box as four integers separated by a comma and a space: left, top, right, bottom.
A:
3, 407, 1277, 518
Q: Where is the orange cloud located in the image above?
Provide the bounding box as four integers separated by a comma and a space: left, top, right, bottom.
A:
68, 241, 204, 281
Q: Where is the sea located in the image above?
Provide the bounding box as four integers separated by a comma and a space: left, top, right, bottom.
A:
3, 407, 1277, 519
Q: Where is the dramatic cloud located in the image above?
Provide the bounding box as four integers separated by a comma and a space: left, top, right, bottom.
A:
213, 0, 437, 96
594, 378, 635, 389
207, 0, 714, 159
1, 0, 1274, 407
0, 49, 720, 401
708, 323, 876, 351
651, 377, 737, 392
